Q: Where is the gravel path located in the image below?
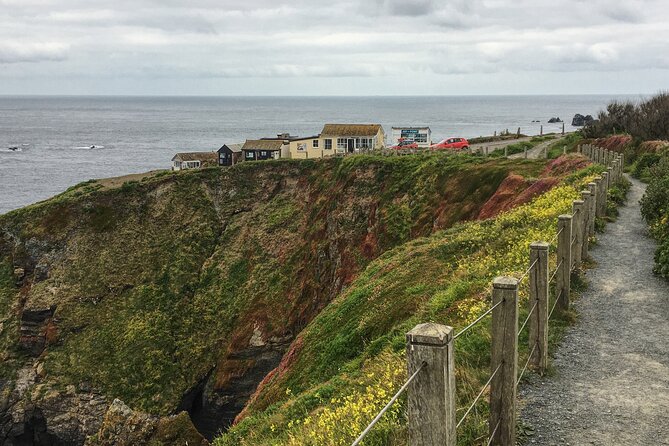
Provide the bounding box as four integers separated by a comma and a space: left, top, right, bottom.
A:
519, 177, 669, 445
508, 137, 563, 160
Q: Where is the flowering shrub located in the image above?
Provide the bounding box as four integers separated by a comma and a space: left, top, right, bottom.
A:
284, 355, 405, 446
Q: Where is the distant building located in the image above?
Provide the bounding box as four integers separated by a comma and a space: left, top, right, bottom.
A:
288, 135, 323, 159
319, 124, 385, 154
241, 139, 290, 161
391, 127, 431, 148
172, 152, 218, 171
217, 143, 243, 166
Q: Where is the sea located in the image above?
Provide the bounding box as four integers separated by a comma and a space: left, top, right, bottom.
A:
0, 95, 640, 215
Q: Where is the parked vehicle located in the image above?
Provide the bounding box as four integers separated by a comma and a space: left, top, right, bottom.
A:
431, 137, 469, 151
391, 139, 419, 150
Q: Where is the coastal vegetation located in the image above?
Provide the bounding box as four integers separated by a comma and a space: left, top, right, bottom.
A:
1, 152, 576, 444
214, 156, 606, 445
639, 144, 669, 279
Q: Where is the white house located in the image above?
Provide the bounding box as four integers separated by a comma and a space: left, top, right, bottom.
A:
391, 127, 432, 148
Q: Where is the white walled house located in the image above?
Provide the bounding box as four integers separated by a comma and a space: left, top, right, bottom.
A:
318, 124, 385, 155
172, 152, 218, 171
391, 127, 431, 148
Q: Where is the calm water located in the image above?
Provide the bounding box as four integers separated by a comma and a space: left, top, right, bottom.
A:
0, 95, 634, 214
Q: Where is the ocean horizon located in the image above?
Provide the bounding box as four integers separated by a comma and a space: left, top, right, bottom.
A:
0, 94, 639, 214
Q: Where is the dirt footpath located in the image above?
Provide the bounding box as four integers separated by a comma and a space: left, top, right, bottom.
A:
519, 177, 669, 445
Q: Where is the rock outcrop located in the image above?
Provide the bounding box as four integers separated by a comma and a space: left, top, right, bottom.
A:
572, 114, 595, 126
85, 399, 207, 446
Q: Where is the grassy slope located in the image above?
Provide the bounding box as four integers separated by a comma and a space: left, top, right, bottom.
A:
216, 159, 606, 446
0, 154, 545, 418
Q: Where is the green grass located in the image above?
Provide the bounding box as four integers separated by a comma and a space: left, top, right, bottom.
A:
216, 172, 602, 446
546, 133, 583, 159
0, 154, 547, 417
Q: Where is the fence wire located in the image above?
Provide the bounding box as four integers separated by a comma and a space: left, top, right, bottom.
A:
549, 226, 564, 245
549, 259, 563, 284
456, 362, 502, 428
548, 289, 562, 320
518, 300, 538, 338
518, 258, 538, 283
351, 361, 426, 446
517, 342, 538, 386
487, 420, 502, 446
453, 298, 502, 341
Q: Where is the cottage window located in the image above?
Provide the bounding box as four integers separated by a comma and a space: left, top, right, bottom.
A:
313, 139, 319, 148
357, 138, 372, 149
324, 139, 332, 150
260, 151, 267, 156
337, 138, 347, 149
246, 152, 254, 159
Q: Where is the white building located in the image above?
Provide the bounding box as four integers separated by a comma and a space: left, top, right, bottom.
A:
391, 127, 432, 148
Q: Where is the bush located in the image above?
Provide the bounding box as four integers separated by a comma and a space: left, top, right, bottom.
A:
584, 92, 669, 141
632, 153, 663, 180
640, 153, 669, 279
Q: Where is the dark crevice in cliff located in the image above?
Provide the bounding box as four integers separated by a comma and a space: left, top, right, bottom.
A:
179, 342, 290, 441
1, 407, 62, 446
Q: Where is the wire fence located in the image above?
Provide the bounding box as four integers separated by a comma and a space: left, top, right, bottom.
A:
349, 144, 621, 446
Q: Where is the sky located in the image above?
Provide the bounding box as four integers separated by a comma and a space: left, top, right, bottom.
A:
0, 0, 667, 95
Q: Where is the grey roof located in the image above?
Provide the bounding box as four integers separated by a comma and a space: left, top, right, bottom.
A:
219, 143, 243, 153
172, 152, 218, 162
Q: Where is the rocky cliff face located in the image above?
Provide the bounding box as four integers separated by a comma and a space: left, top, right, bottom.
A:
0, 155, 547, 445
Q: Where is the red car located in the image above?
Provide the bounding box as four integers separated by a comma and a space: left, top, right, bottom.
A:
431, 137, 469, 151
391, 139, 419, 150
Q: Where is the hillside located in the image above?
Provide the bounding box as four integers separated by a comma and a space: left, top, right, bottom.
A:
0, 153, 595, 445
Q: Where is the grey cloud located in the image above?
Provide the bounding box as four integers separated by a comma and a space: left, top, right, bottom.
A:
0, 0, 667, 94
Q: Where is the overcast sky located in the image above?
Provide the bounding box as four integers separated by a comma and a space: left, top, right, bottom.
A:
0, 0, 667, 95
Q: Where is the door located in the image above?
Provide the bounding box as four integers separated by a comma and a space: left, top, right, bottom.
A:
347, 139, 355, 153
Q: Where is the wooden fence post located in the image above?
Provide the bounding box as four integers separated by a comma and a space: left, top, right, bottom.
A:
601, 173, 609, 215
587, 182, 597, 237
504, 146, 508, 158
490, 277, 519, 446
571, 200, 585, 269
529, 242, 549, 373
594, 177, 605, 219
556, 215, 572, 311
580, 190, 591, 259
611, 160, 618, 183
607, 167, 613, 188
406, 323, 456, 446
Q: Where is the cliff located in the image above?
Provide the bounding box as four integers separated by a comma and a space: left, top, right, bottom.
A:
0, 153, 579, 445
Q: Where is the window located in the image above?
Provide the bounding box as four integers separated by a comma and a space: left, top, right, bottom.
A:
313, 139, 319, 148
246, 152, 254, 159
260, 151, 267, 156
337, 138, 347, 149
324, 139, 332, 150
415, 133, 428, 143
358, 138, 371, 149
